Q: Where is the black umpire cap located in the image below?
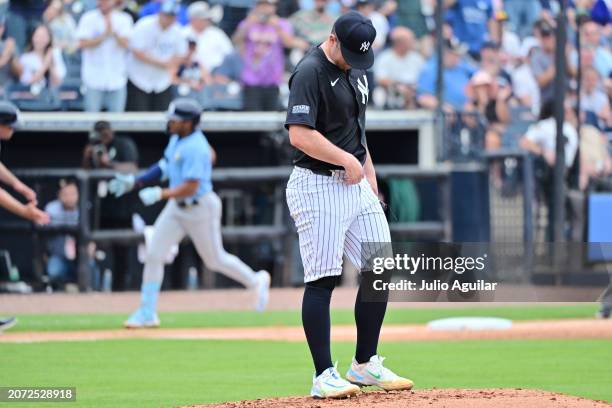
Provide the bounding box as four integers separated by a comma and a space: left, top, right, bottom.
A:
166, 97, 202, 125
333, 11, 377, 70
0, 101, 20, 129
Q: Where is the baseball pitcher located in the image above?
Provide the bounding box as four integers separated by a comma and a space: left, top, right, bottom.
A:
284, 12, 413, 399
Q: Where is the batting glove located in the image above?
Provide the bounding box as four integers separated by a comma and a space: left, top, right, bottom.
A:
139, 186, 163, 206
108, 174, 135, 197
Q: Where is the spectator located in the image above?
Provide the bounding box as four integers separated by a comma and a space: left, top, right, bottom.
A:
139, 0, 189, 25
116, 0, 139, 21
43, 0, 79, 54
289, 0, 335, 46
479, 41, 512, 87
232, 0, 307, 111
82, 120, 138, 172
214, 0, 256, 37
504, 0, 543, 39
520, 100, 579, 241
127, 0, 187, 111
173, 38, 209, 98
183, 1, 233, 73
13, 24, 66, 89
530, 19, 576, 103
509, 37, 541, 114
394, 0, 428, 38
417, 38, 476, 111
373, 26, 425, 109
4, 0, 47, 52
578, 125, 612, 190
82, 120, 138, 290
0, 14, 17, 98
201, 51, 245, 110
44, 180, 100, 291
445, 0, 497, 59
580, 66, 611, 128
576, 20, 612, 79
520, 99, 579, 170
355, 0, 389, 52
463, 70, 511, 150
66, 0, 98, 20
77, 0, 133, 112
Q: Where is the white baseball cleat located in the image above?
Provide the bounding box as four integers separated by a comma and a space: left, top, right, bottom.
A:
311, 364, 361, 399
124, 308, 160, 329
253, 270, 271, 312
346, 355, 414, 391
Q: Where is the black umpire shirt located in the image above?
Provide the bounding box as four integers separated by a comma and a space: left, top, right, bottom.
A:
285, 46, 369, 171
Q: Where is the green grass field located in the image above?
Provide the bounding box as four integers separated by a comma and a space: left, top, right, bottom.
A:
11, 304, 598, 332
2, 339, 611, 408
2, 305, 608, 408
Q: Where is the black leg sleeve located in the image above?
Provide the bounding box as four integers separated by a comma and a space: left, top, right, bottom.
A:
354, 276, 389, 364
302, 276, 339, 376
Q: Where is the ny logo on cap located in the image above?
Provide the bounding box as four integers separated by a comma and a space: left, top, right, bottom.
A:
360, 41, 371, 52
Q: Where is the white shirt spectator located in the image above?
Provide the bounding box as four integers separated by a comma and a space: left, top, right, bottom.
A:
581, 89, 609, 116
374, 48, 425, 86
370, 11, 389, 51
524, 118, 578, 167
77, 9, 133, 91
511, 63, 541, 115
183, 25, 233, 72
128, 15, 187, 93
19, 48, 66, 86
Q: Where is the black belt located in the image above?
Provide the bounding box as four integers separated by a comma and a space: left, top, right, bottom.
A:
177, 199, 200, 208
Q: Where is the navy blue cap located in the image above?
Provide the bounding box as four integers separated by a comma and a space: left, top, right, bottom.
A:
166, 98, 202, 124
333, 11, 377, 69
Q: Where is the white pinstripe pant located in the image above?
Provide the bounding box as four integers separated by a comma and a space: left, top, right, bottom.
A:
286, 166, 392, 283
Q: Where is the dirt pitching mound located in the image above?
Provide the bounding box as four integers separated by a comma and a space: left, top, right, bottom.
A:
191, 389, 611, 408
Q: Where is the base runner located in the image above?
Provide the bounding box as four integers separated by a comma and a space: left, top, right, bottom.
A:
109, 98, 271, 328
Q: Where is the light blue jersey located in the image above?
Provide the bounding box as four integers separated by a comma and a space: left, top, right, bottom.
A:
163, 130, 212, 200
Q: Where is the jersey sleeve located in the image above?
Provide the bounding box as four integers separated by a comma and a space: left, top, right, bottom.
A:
284, 65, 320, 130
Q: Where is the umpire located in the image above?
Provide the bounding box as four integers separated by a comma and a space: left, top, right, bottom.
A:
284, 11, 413, 399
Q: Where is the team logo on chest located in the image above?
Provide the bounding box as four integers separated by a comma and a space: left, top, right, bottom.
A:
357, 75, 369, 105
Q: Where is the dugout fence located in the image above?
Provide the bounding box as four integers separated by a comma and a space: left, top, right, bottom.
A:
2, 165, 461, 291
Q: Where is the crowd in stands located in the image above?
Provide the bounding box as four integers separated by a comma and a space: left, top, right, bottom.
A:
0, 0, 610, 183
0, 0, 607, 115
